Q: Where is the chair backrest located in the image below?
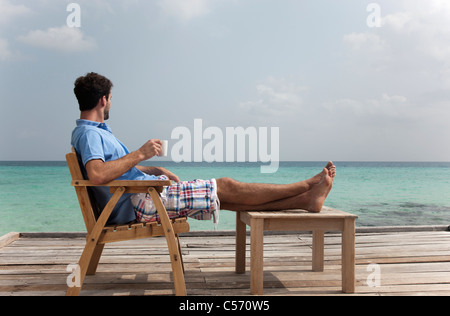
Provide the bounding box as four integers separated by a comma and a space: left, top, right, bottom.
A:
66, 151, 98, 233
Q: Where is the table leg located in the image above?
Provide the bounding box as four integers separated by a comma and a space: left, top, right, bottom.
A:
342, 218, 356, 293
312, 230, 325, 272
250, 218, 264, 295
236, 212, 247, 274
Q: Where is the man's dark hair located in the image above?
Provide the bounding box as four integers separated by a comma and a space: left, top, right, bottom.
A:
74, 72, 113, 111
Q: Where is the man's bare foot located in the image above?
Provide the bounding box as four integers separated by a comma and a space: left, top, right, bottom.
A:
326, 161, 336, 178
305, 168, 334, 213
307, 162, 336, 188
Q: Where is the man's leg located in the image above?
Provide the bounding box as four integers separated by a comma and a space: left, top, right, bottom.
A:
217, 163, 335, 213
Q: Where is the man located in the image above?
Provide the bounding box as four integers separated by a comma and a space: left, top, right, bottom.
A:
71, 72, 336, 226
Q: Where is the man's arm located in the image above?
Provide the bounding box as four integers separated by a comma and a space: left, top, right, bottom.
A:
86, 139, 162, 185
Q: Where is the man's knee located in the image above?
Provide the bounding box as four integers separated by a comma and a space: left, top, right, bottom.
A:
216, 177, 240, 199
217, 177, 239, 189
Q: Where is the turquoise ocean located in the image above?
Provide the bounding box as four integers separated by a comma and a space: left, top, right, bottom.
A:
0, 161, 449, 236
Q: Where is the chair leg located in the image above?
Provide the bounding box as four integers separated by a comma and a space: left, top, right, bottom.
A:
66, 242, 97, 296
176, 235, 185, 274
148, 188, 187, 296
87, 244, 105, 275
167, 232, 187, 296
66, 284, 83, 296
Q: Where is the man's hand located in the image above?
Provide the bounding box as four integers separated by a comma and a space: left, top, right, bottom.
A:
159, 168, 180, 182
137, 139, 163, 160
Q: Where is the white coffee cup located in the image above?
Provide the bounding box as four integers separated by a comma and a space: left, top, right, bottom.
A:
161, 140, 169, 157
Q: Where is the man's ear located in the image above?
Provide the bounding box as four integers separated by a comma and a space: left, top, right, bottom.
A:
98, 96, 107, 108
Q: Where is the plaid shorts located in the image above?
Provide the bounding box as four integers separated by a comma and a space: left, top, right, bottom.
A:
131, 177, 220, 228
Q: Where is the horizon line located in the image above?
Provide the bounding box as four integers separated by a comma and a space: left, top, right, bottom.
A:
0, 160, 449, 163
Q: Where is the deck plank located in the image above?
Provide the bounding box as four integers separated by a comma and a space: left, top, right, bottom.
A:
0, 230, 449, 296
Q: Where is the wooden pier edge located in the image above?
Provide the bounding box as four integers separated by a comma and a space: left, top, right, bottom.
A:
2, 224, 449, 240
0, 232, 21, 249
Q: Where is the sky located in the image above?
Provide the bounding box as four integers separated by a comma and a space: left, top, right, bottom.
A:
0, 0, 449, 162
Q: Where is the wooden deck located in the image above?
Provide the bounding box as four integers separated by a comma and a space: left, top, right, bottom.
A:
1, 227, 449, 296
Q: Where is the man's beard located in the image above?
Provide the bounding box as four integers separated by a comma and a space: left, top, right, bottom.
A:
104, 109, 110, 120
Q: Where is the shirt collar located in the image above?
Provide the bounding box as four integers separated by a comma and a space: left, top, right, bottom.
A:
76, 119, 112, 132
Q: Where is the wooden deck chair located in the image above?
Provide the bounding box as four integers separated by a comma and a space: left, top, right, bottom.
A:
65, 150, 190, 296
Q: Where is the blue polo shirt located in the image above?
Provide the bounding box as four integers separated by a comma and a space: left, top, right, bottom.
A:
71, 119, 158, 225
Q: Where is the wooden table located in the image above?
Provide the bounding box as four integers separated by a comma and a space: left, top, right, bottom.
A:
235, 207, 358, 295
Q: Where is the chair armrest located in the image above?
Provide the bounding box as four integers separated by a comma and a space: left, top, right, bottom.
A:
72, 180, 172, 194
72, 180, 172, 187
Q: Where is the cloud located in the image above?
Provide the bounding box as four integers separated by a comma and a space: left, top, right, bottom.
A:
239, 77, 308, 122
323, 91, 450, 135
383, 3, 450, 61
343, 32, 385, 52
0, 38, 12, 61
157, 0, 226, 21
325, 93, 411, 120
344, 0, 450, 86
18, 26, 97, 53
0, 0, 32, 25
